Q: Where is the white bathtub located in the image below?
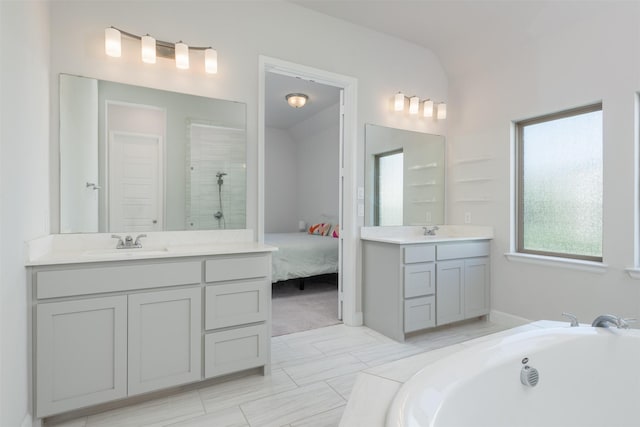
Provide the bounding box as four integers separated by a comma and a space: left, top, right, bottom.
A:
386, 326, 640, 427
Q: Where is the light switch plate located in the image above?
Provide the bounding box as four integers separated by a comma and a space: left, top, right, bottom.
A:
357, 186, 364, 200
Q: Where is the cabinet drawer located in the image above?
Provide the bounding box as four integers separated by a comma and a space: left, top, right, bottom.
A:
404, 263, 435, 298
404, 296, 435, 333
205, 254, 269, 283
205, 280, 269, 329
403, 245, 436, 264
36, 261, 201, 299
437, 241, 490, 261
204, 324, 267, 378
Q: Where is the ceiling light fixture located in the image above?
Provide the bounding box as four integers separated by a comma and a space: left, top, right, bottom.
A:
104, 26, 218, 74
286, 93, 309, 108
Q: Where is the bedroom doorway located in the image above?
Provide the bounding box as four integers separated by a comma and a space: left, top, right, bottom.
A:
260, 57, 358, 335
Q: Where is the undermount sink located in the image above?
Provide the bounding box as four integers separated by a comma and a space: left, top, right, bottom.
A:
82, 247, 170, 258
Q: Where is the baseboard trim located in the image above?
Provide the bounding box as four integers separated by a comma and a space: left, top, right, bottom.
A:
489, 310, 531, 328
344, 311, 363, 327
21, 413, 34, 427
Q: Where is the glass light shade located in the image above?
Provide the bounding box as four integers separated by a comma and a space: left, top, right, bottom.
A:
423, 100, 434, 118
141, 35, 156, 64
394, 92, 405, 112
286, 93, 308, 108
437, 103, 447, 120
205, 48, 218, 74
105, 27, 121, 57
409, 96, 420, 115
175, 42, 189, 69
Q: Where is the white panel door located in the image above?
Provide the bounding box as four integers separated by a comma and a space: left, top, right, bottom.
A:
108, 131, 163, 232
36, 296, 127, 417
128, 287, 202, 395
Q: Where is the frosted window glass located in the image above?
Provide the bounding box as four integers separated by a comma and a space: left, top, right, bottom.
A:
520, 109, 602, 259
377, 152, 404, 226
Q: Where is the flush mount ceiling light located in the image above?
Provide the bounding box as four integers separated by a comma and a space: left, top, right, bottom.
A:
104, 27, 217, 74
286, 93, 309, 108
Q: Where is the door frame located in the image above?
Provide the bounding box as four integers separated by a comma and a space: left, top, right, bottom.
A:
258, 56, 362, 326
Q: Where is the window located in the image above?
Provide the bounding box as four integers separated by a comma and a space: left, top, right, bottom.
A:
374, 150, 403, 226
516, 103, 603, 262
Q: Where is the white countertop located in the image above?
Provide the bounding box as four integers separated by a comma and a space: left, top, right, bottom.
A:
360, 225, 493, 244
25, 230, 277, 266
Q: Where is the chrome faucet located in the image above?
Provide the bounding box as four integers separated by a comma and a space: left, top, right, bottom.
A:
134, 234, 146, 248
423, 225, 439, 236
591, 314, 632, 329
111, 234, 146, 249
562, 312, 580, 327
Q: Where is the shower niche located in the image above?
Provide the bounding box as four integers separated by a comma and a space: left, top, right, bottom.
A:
186, 121, 246, 230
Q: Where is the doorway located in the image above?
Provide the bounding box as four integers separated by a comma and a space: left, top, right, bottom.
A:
259, 56, 360, 328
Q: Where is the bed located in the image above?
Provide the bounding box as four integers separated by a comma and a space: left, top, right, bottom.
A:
265, 232, 339, 286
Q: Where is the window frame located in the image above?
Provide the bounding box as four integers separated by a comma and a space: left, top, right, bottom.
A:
516, 102, 603, 262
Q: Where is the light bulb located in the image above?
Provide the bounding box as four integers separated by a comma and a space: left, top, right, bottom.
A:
105, 27, 121, 57
175, 42, 189, 69
409, 96, 419, 115
141, 35, 156, 64
437, 103, 447, 120
394, 92, 405, 112
423, 100, 434, 118
205, 48, 217, 74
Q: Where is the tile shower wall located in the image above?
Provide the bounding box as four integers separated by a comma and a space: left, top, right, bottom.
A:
187, 123, 247, 230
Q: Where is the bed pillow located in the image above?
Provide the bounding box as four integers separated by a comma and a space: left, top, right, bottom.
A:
329, 224, 339, 238
308, 222, 331, 236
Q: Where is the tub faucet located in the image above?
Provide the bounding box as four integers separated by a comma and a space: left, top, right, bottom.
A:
591, 314, 631, 329
562, 312, 580, 327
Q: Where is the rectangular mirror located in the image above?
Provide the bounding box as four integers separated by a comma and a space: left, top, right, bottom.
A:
59, 74, 246, 233
364, 124, 445, 226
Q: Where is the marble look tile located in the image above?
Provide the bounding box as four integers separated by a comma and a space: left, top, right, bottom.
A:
282, 353, 368, 386
364, 344, 466, 383
290, 405, 346, 427
271, 341, 326, 369
163, 407, 247, 427
240, 382, 344, 427
338, 373, 401, 427
458, 323, 540, 347
199, 369, 297, 413
350, 341, 425, 367
311, 332, 384, 356
85, 391, 204, 427
325, 372, 359, 400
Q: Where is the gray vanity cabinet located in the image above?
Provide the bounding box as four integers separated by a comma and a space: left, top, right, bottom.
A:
128, 287, 202, 396
36, 296, 128, 417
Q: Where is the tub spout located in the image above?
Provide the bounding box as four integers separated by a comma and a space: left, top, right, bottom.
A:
591, 314, 630, 329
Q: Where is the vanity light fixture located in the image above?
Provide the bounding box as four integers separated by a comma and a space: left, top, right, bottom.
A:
409, 96, 420, 115
286, 93, 309, 108
104, 27, 218, 74
437, 102, 447, 120
392, 91, 446, 120
394, 92, 405, 112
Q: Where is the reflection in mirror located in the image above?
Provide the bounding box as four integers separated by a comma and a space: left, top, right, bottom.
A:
59, 74, 246, 233
365, 124, 445, 226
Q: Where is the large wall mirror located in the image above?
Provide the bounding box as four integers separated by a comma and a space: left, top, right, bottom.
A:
59, 74, 247, 233
365, 124, 445, 226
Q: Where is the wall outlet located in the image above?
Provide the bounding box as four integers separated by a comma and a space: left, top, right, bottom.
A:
357, 186, 365, 200
464, 212, 472, 224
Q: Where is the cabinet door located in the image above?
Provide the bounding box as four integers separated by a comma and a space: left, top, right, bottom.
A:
128, 287, 202, 395
404, 296, 436, 332
404, 263, 436, 298
36, 296, 127, 417
464, 257, 490, 318
436, 260, 465, 325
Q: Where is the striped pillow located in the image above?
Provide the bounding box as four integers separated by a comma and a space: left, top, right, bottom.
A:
308, 223, 331, 236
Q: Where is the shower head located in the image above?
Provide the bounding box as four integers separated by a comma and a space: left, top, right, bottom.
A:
216, 172, 227, 178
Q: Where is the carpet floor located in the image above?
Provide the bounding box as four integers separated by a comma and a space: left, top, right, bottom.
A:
271, 275, 341, 336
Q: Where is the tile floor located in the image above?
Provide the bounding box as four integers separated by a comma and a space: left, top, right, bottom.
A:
47, 319, 510, 427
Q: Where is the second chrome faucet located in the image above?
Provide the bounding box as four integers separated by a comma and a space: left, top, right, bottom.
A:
112, 234, 147, 249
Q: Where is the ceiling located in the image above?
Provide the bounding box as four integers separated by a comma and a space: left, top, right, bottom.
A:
265, 72, 341, 130
290, 0, 610, 78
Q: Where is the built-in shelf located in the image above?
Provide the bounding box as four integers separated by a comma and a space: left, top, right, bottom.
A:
453, 157, 493, 165
455, 178, 493, 183
408, 163, 438, 170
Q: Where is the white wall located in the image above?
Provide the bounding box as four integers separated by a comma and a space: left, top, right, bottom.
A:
265, 127, 298, 232
48, 0, 448, 238
447, 2, 640, 322
291, 103, 341, 227
0, 2, 50, 427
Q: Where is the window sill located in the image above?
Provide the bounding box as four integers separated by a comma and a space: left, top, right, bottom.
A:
625, 268, 640, 280
504, 252, 607, 273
